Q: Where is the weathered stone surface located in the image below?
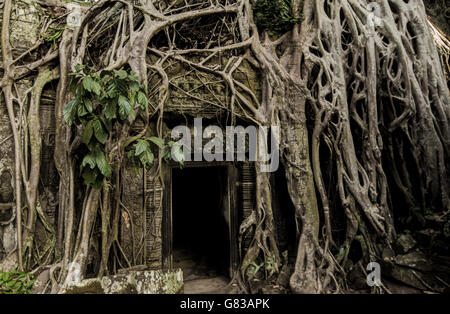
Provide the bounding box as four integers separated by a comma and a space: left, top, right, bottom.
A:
183, 277, 229, 294
65, 269, 183, 294
65, 278, 104, 294
143, 176, 163, 269
383, 261, 444, 292
382, 247, 395, 262
275, 265, 291, 288
9, 0, 41, 50
384, 263, 427, 291
248, 279, 263, 294
2, 223, 16, 255
32, 269, 50, 294
415, 229, 437, 247
0, 252, 17, 272
101, 274, 136, 294
394, 250, 433, 272
261, 285, 286, 294
134, 270, 183, 294
120, 162, 144, 264
393, 234, 417, 254
383, 278, 422, 294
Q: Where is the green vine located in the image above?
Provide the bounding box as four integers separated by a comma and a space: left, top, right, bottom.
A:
64, 66, 151, 188
64, 66, 184, 188
252, 0, 302, 36
128, 137, 185, 172
0, 270, 35, 294
42, 27, 65, 47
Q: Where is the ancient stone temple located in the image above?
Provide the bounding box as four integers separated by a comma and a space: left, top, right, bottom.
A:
111, 48, 298, 282
0, 2, 299, 286
116, 78, 298, 282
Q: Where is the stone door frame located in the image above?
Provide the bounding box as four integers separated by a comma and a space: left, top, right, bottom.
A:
162, 161, 240, 277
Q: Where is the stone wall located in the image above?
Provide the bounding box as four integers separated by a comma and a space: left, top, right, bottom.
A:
0, 0, 263, 274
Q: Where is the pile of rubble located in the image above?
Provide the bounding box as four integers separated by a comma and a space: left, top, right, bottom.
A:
382, 233, 450, 293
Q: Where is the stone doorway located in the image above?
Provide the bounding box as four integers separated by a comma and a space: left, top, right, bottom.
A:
162, 162, 239, 293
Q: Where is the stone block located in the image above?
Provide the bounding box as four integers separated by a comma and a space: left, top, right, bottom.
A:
393, 234, 416, 254
65, 269, 183, 294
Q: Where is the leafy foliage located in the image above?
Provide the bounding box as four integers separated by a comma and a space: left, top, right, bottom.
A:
252, 0, 302, 36
127, 138, 185, 173
0, 270, 35, 294
64, 66, 150, 188
245, 253, 278, 277
128, 137, 159, 171
64, 66, 183, 188
42, 27, 65, 46
161, 140, 185, 167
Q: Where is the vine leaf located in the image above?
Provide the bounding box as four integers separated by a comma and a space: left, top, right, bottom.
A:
67, 67, 150, 189
148, 136, 164, 148
82, 120, 94, 145
130, 81, 140, 93
77, 101, 88, 117
105, 101, 116, 120
91, 81, 101, 96
116, 69, 128, 79
94, 149, 111, 177
82, 76, 95, 92
93, 119, 108, 144
100, 116, 112, 133
84, 99, 93, 113
172, 143, 185, 166
139, 150, 154, 169
118, 95, 131, 120
134, 140, 148, 156
82, 169, 98, 186
106, 80, 117, 98
82, 76, 101, 95
137, 91, 148, 110
63, 98, 78, 125
82, 153, 96, 169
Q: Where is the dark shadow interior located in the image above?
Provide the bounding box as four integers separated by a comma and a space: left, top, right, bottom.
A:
172, 166, 230, 278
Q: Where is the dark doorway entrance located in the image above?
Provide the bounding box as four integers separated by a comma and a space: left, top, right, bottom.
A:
171, 166, 230, 279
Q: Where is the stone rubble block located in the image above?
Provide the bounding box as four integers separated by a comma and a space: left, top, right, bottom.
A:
393, 234, 417, 254
65, 269, 183, 294
394, 250, 433, 272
